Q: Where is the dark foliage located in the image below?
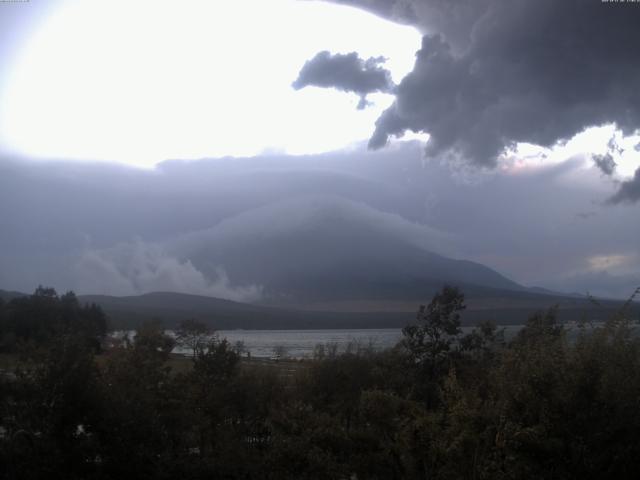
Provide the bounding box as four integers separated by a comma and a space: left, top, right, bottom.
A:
1, 285, 639, 479
0, 287, 107, 352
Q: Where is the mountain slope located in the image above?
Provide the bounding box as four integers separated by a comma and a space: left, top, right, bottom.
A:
169, 195, 525, 304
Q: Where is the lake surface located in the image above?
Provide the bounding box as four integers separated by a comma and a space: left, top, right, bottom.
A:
215, 328, 403, 358
116, 323, 623, 359
113, 328, 405, 358
212, 325, 529, 358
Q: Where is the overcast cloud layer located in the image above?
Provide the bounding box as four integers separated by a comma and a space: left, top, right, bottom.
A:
1, 143, 638, 300
324, 0, 640, 201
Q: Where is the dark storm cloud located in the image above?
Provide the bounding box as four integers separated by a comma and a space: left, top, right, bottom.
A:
335, 0, 640, 167
292, 51, 393, 109
608, 168, 640, 204
592, 153, 617, 176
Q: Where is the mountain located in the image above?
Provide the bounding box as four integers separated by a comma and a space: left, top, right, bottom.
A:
170, 195, 527, 305
4, 198, 634, 328
65, 196, 636, 327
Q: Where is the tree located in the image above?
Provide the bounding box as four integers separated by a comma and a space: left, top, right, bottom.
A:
134, 319, 176, 358
402, 285, 466, 367
192, 338, 239, 385
401, 286, 466, 407
2, 334, 103, 478
2, 287, 107, 350
175, 318, 212, 357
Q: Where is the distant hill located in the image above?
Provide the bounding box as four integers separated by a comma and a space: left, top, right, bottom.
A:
2, 287, 636, 329
0, 289, 27, 302
76, 289, 638, 330
78, 292, 413, 330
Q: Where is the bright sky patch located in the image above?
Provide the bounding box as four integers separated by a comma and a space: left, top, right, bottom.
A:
0, 0, 420, 167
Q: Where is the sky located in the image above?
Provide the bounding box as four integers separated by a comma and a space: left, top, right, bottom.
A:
0, 0, 639, 301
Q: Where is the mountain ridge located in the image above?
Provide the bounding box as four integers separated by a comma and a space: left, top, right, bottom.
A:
2, 287, 636, 330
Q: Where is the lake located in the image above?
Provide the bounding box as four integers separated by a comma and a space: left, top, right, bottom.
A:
115, 323, 620, 359
215, 328, 403, 358
113, 328, 404, 358
209, 325, 529, 358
